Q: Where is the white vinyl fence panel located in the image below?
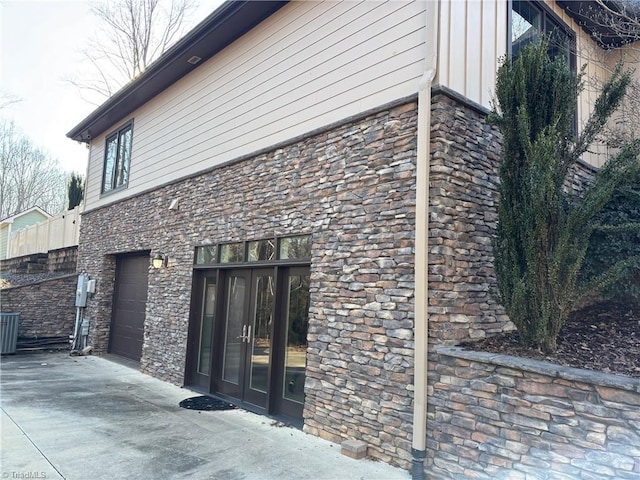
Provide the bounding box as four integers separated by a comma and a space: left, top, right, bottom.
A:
7, 207, 80, 258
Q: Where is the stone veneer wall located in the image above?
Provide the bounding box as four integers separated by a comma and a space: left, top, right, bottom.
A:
77, 100, 418, 467
46, 247, 78, 273
76, 88, 601, 473
1, 246, 78, 339
427, 91, 511, 343
429, 347, 640, 480
1, 274, 77, 338
426, 89, 597, 343
424, 88, 601, 478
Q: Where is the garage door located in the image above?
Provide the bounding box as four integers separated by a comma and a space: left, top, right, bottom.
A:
110, 255, 149, 361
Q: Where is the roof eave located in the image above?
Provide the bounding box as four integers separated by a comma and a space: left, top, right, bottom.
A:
67, 0, 288, 143
557, 0, 640, 49
0, 206, 51, 224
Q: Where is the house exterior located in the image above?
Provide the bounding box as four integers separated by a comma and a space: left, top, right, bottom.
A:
67, 1, 638, 477
0, 207, 50, 260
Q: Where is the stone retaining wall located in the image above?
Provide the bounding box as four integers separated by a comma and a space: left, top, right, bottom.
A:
1, 247, 78, 339
0, 246, 77, 275
424, 87, 608, 479
428, 347, 640, 480
47, 247, 78, 273
1, 274, 77, 338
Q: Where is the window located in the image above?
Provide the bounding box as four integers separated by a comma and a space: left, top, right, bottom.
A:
279, 235, 312, 260
195, 245, 217, 265
511, 0, 575, 71
248, 239, 276, 262
102, 121, 133, 193
219, 243, 244, 263
195, 234, 312, 266
510, 1, 577, 134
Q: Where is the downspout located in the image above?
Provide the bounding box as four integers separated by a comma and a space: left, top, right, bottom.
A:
412, 0, 438, 479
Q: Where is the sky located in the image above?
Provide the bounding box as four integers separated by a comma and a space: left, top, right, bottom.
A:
1, 0, 220, 174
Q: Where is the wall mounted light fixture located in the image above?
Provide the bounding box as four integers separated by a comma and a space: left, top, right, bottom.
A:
152, 253, 168, 269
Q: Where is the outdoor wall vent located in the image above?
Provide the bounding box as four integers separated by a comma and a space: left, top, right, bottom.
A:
187, 55, 202, 65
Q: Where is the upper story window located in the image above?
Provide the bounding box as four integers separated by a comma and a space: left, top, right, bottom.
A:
511, 1, 575, 71
102, 121, 133, 193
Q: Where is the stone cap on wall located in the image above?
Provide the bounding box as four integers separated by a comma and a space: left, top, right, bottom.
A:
437, 346, 640, 394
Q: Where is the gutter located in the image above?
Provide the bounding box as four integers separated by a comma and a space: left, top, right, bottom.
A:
412, 0, 438, 478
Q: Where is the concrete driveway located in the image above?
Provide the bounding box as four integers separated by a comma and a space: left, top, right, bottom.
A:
1, 352, 410, 480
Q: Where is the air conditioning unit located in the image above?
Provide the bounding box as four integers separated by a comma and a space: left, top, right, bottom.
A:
0, 313, 20, 354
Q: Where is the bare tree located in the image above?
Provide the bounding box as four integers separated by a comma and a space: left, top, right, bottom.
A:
589, 1, 640, 42
0, 92, 21, 111
592, 1, 640, 146
68, 0, 198, 103
568, 1, 640, 147
0, 121, 67, 218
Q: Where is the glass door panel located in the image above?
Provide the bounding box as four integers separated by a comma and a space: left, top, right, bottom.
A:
272, 267, 310, 422
197, 279, 217, 375
248, 274, 274, 394
217, 269, 271, 409
282, 273, 310, 404
210, 266, 309, 422
222, 274, 246, 384
186, 271, 217, 389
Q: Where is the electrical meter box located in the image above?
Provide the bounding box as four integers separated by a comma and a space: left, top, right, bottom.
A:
76, 274, 89, 307
81, 318, 90, 336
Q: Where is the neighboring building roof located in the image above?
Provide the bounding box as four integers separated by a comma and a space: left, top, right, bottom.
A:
67, 0, 288, 143
0, 206, 51, 225
558, 0, 640, 48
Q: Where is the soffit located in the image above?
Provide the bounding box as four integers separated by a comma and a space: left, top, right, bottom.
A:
557, 0, 640, 48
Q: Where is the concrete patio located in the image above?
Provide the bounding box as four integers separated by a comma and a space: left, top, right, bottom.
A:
0, 352, 410, 480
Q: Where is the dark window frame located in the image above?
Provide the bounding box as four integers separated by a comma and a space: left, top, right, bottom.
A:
102, 120, 134, 194
194, 234, 312, 268
508, 0, 578, 134
509, 0, 576, 73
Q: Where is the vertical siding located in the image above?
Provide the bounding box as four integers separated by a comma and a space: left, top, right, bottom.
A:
438, 0, 632, 168
550, 1, 631, 168
437, 0, 507, 108
465, 0, 482, 102
576, 39, 640, 168
84, 0, 427, 210
444, 1, 468, 95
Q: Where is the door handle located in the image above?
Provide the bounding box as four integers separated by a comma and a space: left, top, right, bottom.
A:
237, 325, 247, 341
237, 325, 252, 343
